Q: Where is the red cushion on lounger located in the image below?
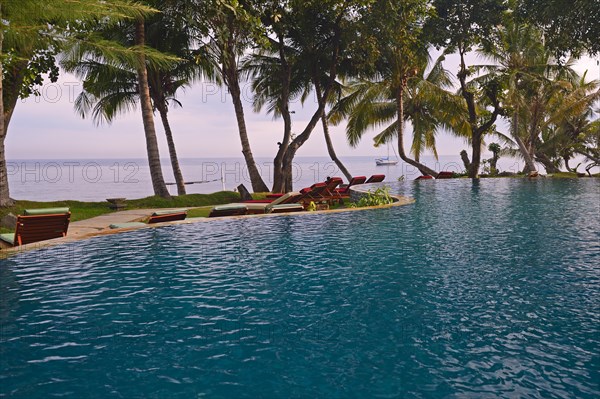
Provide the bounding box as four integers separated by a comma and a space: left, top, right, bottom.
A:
366, 174, 385, 183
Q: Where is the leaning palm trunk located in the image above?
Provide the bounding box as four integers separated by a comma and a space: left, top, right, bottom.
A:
135, 19, 170, 199
271, 37, 293, 194
322, 114, 352, 181
156, 102, 186, 195
315, 84, 352, 181
535, 152, 560, 174
396, 86, 437, 177
512, 114, 537, 174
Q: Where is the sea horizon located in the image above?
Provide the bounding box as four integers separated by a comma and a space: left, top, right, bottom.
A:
6, 155, 593, 202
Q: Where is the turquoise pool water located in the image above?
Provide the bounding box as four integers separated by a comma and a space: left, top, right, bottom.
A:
1, 179, 599, 398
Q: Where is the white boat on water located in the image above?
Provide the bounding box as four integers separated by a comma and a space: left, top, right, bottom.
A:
375, 143, 399, 166
375, 158, 399, 166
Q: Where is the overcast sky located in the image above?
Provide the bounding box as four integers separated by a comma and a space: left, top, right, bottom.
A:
6, 51, 599, 161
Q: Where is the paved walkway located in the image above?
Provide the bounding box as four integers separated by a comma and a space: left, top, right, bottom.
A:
1, 190, 415, 256
67, 208, 188, 238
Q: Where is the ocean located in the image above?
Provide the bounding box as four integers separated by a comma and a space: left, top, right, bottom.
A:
4, 155, 555, 201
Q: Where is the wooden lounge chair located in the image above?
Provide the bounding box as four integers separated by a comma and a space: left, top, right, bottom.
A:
266, 203, 304, 214
336, 175, 367, 197
0, 208, 71, 247
237, 192, 302, 214
208, 204, 248, 217
322, 177, 344, 203
365, 174, 385, 183
436, 171, 455, 179
298, 182, 329, 203
109, 209, 188, 229
148, 209, 187, 224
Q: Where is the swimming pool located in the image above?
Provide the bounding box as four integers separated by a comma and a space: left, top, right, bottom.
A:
1, 179, 599, 398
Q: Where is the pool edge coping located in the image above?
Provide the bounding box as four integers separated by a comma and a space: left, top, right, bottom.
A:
0, 188, 413, 259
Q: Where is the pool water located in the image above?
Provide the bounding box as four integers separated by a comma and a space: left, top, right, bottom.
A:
1, 179, 599, 398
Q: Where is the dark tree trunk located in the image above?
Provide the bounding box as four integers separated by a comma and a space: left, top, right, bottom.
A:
279, 31, 344, 192
1, 59, 33, 207
135, 18, 170, 199
0, 6, 12, 208
457, 48, 500, 178
315, 83, 352, 181
228, 74, 269, 193
536, 152, 560, 174
563, 155, 573, 172
396, 85, 437, 177
460, 150, 472, 172
322, 114, 352, 181
156, 100, 186, 195
514, 133, 537, 173
490, 154, 499, 175
272, 35, 293, 193
470, 131, 483, 178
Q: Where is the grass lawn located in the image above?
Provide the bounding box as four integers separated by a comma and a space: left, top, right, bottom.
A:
0, 191, 242, 233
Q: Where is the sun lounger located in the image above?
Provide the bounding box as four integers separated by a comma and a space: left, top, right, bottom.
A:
415, 175, 433, 180
298, 182, 329, 203
232, 192, 303, 214
322, 177, 344, 203
266, 204, 304, 214
148, 209, 188, 224
208, 204, 249, 217
336, 176, 367, 196
436, 171, 454, 179
0, 208, 71, 247
109, 209, 188, 229
365, 174, 385, 183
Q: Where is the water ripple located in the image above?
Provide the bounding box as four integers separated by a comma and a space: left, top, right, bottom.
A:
0, 179, 599, 398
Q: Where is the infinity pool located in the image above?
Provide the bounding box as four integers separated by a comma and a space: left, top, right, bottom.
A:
1, 179, 599, 398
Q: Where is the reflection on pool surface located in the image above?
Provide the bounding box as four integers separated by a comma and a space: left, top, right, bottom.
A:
1, 179, 599, 398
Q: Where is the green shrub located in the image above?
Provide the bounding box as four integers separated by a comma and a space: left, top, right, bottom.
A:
348, 186, 394, 208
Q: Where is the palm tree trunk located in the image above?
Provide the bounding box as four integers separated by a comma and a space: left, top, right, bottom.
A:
228, 76, 269, 192
314, 82, 352, 181
460, 150, 472, 172
322, 114, 352, 181
512, 114, 537, 173
396, 86, 437, 177
470, 132, 483, 177
563, 155, 573, 172
156, 101, 186, 195
135, 18, 170, 199
0, 5, 11, 208
272, 36, 292, 193
535, 152, 561, 173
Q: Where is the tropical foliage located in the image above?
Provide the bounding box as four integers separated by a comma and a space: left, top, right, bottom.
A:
1, 0, 598, 206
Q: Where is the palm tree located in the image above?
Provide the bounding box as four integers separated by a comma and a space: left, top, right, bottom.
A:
245, 2, 349, 192
535, 75, 600, 171
134, 17, 171, 198
201, 1, 270, 193
475, 18, 597, 174
1, 0, 155, 206
68, 5, 206, 196
330, 54, 463, 173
